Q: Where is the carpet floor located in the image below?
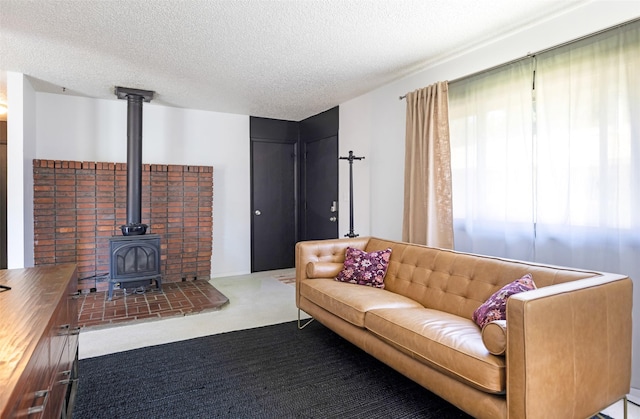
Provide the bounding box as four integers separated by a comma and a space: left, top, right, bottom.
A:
73, 320, 616, 419
73, 320, 472, 418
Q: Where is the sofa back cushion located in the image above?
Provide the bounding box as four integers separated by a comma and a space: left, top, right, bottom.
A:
364, 237, 600, 319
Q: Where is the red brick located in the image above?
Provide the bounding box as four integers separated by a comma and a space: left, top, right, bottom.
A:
33, 160, 214, 282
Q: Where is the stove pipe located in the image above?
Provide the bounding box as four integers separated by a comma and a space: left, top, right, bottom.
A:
115, 86, 155, 236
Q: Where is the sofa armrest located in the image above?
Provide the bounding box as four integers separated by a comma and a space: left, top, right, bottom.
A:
295, 237, 370, 307
506, 274, 632, 419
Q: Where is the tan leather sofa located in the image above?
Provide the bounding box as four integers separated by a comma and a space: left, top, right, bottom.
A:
295, 236, 633, 419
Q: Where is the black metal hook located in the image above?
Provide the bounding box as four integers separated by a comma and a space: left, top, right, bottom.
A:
339, 151, 365, 238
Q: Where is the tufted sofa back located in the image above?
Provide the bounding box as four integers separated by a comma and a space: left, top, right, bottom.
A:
364, 237, 600, 320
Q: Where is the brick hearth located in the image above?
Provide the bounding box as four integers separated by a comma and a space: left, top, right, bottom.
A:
78, 280, 229, 329
33, 160, 213, 292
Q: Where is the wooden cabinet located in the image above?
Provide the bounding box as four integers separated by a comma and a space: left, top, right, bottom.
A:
0, 264, 79, 418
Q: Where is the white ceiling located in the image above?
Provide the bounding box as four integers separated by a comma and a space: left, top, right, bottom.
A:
0, 0, 588, 121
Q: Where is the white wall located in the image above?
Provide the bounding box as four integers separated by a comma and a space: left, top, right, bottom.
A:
35, 93, 251, 277
339, 0, 640, 401
338, 102, 372, 238
7, 72, 36, 268
340, 87, 406, 240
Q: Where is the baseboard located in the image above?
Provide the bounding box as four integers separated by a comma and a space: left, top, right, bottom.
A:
628, 387, 640, 405
210, 270, 251, 279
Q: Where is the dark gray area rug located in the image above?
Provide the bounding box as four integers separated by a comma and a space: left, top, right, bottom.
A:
73, 320, 616, 418
73, 320, 472, 418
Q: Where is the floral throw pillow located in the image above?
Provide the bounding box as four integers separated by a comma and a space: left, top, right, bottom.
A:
472, 274, 537, 329
335, 247, 392, 289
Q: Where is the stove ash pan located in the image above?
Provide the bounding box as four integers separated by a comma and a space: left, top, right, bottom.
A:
108, 234, 162, 300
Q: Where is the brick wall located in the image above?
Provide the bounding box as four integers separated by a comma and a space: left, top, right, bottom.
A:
33, 159, 213, 292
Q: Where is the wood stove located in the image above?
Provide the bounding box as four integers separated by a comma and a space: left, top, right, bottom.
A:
108, 86, 162, 300
108, 234, 161, 300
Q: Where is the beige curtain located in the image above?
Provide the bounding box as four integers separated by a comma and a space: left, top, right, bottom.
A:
402, 81, 453, 248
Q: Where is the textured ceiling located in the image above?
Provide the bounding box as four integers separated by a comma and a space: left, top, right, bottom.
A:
0, 0, 587, 121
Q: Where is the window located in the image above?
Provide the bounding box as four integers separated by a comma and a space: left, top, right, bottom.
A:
449, 21, 640, 273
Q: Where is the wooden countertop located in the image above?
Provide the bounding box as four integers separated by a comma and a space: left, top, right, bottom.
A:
0, 264, 78, 413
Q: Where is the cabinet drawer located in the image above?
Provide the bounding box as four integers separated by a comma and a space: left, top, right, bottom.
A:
50, 299, 70, 373
67, 280, 81, 365
48, 346, 77, 419
8, 340, 51, 418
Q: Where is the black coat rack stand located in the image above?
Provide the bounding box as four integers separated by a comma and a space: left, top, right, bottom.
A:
339, 150, 365, 238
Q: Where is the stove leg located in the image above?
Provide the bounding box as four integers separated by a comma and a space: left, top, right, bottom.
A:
108, 281, 115, 301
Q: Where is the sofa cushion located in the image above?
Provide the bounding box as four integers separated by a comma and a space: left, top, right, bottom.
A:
335, 247, 392, 288
482, 320, 507, 356
300, 278, 423, 327
365, 307, 506, 394
472, 274, 537, 329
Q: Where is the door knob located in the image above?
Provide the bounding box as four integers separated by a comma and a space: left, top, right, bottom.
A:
254, 210, 261, 216
329, 216, 337, 222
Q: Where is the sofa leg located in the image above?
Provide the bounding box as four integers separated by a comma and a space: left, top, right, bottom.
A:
297, 309, 314, 329
597, 397, 628, 419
